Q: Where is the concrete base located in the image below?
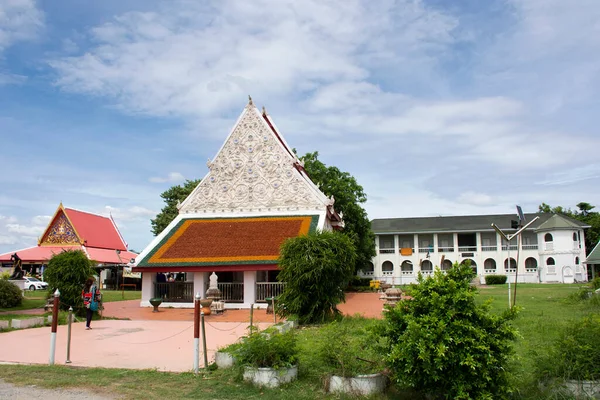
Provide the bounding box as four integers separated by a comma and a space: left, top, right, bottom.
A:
140, 301, 268, 309
0, 320, 9, 329
11, 317, 44, 329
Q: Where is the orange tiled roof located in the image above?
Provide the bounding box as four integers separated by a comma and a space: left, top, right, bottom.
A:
136, 215, 318, 269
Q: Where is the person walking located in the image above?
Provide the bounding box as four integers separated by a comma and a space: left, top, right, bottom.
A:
82, 277, 100, 330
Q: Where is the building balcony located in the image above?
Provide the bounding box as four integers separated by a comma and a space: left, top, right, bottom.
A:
437, 247, 454, 252
522, 244, 538, 250
458, 246, 477, 252
379, 248, 395, 254
501, 245, 518, 251
419, 247, 433, 253
482, 246, 497, 251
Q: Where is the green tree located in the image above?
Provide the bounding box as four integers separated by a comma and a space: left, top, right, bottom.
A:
300, 151, 376, 273
381, 263, 518, 399
44, 250, 95, 313
151, 179, 201, 236
538, 202, 600, 255
277, 230, 357, 324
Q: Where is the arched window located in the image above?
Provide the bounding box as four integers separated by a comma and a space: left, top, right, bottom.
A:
525, 257, 537, 269
364, 262, 374, 273
484, 258, 496, 271
545, 233, 553, 242
573, 232, 578, 241
401, 260, 413, 272
575, 257, 580, 265
546, 257, 555, 266
421, 260, 433, 271
460, 259, 477, 273
504, 258, 516, 269
382, 261, 393, 272
441, 259, 453, 270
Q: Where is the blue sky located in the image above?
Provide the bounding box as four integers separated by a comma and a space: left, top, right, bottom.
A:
0, 0, 599, 254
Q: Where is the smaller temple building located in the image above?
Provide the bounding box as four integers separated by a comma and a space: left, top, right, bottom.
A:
0, 203, 138, 288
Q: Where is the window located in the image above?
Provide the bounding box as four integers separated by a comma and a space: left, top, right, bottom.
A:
573, 232, 578, 241
441, 259, 453, 270
401, 261, 413, 272
379, 235, 394, 249
382, 261, 394, 272
545, 233, 553, 242
525, 257, 537, 269
546, 257, 555, 266
484, 258, 496, 270
421, 260, 433, 271
575, 257, 580, 265
504, 258, 517, 269
364, 262, 374, 273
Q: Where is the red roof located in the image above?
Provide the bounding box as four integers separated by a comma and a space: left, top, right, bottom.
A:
0, 246, 81, 263
85, 248, 137, 265
64, 208, 127, 250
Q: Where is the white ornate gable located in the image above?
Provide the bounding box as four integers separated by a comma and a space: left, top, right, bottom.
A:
180, 102, 327, 214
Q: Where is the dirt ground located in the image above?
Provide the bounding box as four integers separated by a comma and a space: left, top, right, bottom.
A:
0, 378, 117, 400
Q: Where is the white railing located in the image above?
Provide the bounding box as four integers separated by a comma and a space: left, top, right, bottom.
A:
505, 268, 516, 273
458, 246, 477, 252
360, 271, 374, 277
379, 248, 395, 254
420, 271, 433, 276
481, 246, 497, 251
419, 248, 433, 253
484, 269, 496, 274
401, 271, 413, 275
522, 244, 538, 250
438, 247, 454, 252
526, 268, 537, 273
218, 283, 244, 303
502, 245, 518, 251
256, 282, 286, 302
545, 242, 554, 251
382, 271, 393, 276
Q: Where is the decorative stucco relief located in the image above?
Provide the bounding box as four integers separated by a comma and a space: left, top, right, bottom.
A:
180, 107, 324, 213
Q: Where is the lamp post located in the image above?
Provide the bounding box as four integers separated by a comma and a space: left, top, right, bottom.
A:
492, 207, 539, 309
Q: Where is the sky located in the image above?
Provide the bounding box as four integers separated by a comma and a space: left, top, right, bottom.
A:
0, 0, 599, 254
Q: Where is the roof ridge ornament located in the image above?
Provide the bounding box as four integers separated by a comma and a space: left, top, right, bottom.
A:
248, 95, 253, 106
262, 106, 267, 116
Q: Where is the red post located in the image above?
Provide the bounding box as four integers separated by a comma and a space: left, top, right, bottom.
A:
193, 292, 201, 373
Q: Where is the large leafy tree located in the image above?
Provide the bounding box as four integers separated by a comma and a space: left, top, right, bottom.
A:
538, 202, 600, 254
300, 151, 376, 273
276, 230, 357, 324
151, 179, 201, 236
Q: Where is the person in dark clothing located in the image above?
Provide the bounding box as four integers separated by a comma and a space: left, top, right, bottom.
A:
82, 277, 100, 330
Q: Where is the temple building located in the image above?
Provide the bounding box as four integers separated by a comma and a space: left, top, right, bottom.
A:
133, 98, 343, 308
0, 203, 139, 288
367, 213, 590, 284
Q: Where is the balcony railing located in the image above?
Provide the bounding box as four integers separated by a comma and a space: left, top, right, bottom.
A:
522, 244, 538, 250
502, 245, 518, 251
256, 282, 285, 302
218, 283, 244, 303
458, 246, 477, 252
379, 248, 395, 254
360, 271, 374, 277
438, 247, 454, 252
154, 282, 194, 303
484, 269, 496, 274
481, 246, 497, 251
382, 271, 393, 276
526, 268, 537, 273
419, 248, 433, 253
505, 268, 516, 273
401, 270, 413, 275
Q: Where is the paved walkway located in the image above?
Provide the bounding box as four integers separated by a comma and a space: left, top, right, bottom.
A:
0, 292, 385, 372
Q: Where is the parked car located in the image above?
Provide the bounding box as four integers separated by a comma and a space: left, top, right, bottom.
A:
23, 277, 48, 291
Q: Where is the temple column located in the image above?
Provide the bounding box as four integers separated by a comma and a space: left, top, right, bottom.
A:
141, 272, 156, 307
194, 272, 206, 299
243, 271, 257, 307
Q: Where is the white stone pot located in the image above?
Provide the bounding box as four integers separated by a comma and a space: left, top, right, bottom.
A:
329, 373, 387, 396
214, 351, 235, 369
243, 365, 298, 388
564, 380, 600, 398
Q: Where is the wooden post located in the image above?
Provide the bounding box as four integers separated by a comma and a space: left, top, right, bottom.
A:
49, 289, 60, 365
193, 292, 200, 374
272, 296, 276, 324
201, 310, 208, 369
66, 306, 73, 364
249, 303, 254, 332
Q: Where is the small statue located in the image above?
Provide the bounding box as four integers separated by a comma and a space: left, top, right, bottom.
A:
206, 272, 221, 300
9, 253, 24, 280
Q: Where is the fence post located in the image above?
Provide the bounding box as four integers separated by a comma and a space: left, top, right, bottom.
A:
249, 303, 254, 331
201, 309, 208, 369
272, 296, 276, 324
194, 292, 200, 374
49, 289, 60, 365
65, 306, 73, 364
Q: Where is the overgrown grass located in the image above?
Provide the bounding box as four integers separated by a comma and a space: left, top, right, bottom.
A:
0, 283, 597, 399
101, 290, 142, 302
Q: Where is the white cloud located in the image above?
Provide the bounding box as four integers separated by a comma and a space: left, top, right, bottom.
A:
536, 164, 600, 186
6, 223, 45, 236
0, 0, 44, 53
0, 72, 26, 85
102, 205, 156, 221
457, 191, 493, 207
0, 235, 17, 245
31, 215, 51, 225
149, 172, 185, 183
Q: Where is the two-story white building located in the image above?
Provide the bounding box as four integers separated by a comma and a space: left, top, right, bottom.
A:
366, 213, 589, 284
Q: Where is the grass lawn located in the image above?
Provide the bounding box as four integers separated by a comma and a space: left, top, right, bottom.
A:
101, 290, 141, 302
0, 283, 597, 399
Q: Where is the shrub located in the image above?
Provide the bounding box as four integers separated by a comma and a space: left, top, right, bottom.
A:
591, 277, 600, 290
485, 274, 507, 285
381, 263, 518, 399
44, 250, 96, 314
536, 315, 600, 381
277, 231, 357, 324
0, 271, 10, 280
565, 287, 593, 303
0, 279, 23, 308
317, 317, 386, 377
233, 330, 298, 369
